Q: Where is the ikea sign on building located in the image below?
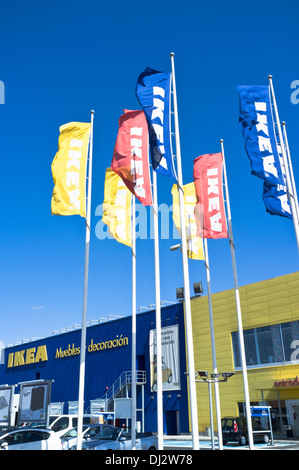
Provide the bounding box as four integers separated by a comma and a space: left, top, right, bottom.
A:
0, 303, 189, 435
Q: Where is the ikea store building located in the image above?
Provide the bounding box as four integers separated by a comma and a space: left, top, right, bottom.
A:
0, 303, 188, 434
1, 271, 299, 438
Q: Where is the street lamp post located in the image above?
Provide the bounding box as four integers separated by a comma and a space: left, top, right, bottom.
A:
196, 371, 235, 450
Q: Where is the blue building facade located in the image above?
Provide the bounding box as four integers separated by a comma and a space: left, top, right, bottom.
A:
0, 303, 189, 434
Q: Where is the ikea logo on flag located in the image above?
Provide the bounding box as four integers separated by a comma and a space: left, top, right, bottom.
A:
254, 101, 278, 179
66, 138, 85, 211
130, 126, 146, 199
152, 86, 167, 170
207, 167, 223, 233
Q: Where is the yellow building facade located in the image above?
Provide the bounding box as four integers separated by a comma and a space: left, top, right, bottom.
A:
190, 271, 299, 438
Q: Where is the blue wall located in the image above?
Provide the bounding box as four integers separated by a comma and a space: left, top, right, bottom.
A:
0, 303, 189, 433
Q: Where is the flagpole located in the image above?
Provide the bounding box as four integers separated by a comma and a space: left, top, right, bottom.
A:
76, 110, 95, 450
152, 169, 164, 449
170, 52, 199, 450
131, 195, 137, 449
203, 238, 223, 450
268, 76, 299, 254
220, 139, 254, 450
282, 121, 299, 224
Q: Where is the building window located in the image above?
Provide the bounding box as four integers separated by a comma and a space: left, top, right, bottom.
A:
281, 321, 299, 362
232, 321, 299, 369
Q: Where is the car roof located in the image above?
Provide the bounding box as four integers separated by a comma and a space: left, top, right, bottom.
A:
0, 428, 56, 440
4, 428, 54, 434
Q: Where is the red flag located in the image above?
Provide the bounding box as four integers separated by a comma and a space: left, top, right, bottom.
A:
111, 109, 153, 206
193, 153, 228, 239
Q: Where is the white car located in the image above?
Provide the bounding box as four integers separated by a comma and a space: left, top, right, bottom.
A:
47, 414, 104, 437
77, 426, 157, 451
0, 428, 63, 450
61, 424, 104, 450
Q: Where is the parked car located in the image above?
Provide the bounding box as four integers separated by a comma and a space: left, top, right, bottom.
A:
0, 426, 16, 437
48, 414, 106, 437
221, 417, 271, 446
0, 428, 63, 450
61, 424, 105, 450
70, 426, 157, 450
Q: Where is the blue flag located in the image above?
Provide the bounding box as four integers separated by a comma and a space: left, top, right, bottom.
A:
263, 182, 292, 219
237, 85, 284, 187
136, 67, 176, 178
238, 84, 292, 219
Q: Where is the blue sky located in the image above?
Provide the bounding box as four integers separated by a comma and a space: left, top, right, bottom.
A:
0, 0, 299, 346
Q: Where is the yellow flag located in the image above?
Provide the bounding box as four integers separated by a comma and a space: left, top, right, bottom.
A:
172, 182, 205, 260
51, 122, 91, 217
102, 168, 132, 247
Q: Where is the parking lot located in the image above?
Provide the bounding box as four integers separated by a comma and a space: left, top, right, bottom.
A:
163, 436, 299, 451
1, 420, 298, 451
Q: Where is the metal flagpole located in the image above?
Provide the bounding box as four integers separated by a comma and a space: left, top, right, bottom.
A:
268, 76, 299, 254
152, 169, 164, 450
170, 52, 199, 450
282, 121, 299, 224
203, 238, 223, 450
76, 110, 95, 450
220, 139, 254, 450
131, 195, 137, 449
